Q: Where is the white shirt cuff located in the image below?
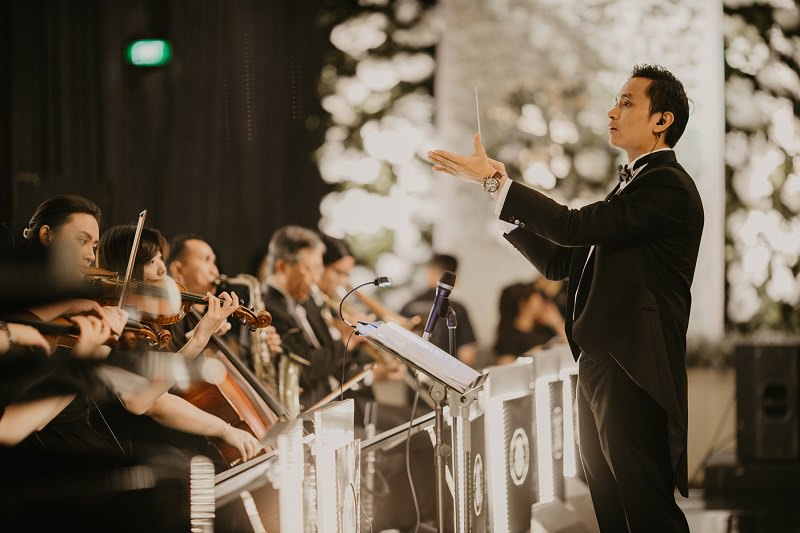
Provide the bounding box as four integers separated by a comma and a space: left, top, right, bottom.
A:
493, 177, 513, 215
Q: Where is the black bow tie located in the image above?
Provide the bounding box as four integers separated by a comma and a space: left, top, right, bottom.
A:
618, 164, 632, 183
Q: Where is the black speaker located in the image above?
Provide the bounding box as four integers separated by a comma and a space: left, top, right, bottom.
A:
736, 342, 800, 461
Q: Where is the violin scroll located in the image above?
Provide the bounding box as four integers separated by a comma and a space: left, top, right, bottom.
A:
233, 307, 272, 331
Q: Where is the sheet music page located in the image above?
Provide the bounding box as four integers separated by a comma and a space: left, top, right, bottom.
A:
356, 321, 481, 393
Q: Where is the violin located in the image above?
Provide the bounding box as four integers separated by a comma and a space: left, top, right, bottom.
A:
83, 268, 271, 330
1, 313, 172, 350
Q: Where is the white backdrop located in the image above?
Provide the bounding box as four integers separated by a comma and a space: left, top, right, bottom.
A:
431, 0, 726, 355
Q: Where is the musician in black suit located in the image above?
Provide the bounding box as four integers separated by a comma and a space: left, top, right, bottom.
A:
261, 226, 345, 409
428, 64, 702, 532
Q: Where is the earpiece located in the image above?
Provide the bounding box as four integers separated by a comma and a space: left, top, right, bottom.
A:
656, 115, 666, 126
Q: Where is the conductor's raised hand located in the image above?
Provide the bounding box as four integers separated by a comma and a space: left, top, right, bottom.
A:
427, 133, 497, 183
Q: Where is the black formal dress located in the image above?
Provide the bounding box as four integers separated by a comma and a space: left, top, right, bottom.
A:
13, 347, 120, 456
501, 150, 703, 532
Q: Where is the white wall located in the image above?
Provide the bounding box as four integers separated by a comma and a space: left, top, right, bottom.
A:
432, 0, 726, 355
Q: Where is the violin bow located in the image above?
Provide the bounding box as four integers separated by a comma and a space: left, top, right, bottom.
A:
117, 210, 147, 308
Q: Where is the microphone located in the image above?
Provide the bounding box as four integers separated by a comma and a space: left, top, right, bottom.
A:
422, 271, 456, 341
339, 276, 393, 327
374, 276, 392, 288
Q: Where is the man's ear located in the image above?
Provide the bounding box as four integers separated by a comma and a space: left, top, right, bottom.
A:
169, 261, 183, 282
38, 225, 53, 245
654, 111, 674, 133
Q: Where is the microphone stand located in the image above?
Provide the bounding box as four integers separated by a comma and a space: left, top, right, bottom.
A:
446, 306, 457, 361
432, 303, 457, 533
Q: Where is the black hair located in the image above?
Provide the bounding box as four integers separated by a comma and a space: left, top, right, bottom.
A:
428, 253, 458, 274
20, 195, 102, 260
265, 226, 324, 274
493, 281, 548, 352
97, 225, 168, 280
24, 195, 102, 243
319, 233, 352, 267
166, 233, 205, 267
631, 64, 690, 147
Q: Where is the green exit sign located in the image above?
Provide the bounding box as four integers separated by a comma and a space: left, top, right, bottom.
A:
125, 39, 172, 67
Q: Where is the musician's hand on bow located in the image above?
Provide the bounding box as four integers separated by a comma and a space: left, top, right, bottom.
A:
427, 133, 498, 183
70, 314, 112, 358
97, 306, 129, 337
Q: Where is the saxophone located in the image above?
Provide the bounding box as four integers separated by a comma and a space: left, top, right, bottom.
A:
279, 351, 307, 420
219, 273, 279, 397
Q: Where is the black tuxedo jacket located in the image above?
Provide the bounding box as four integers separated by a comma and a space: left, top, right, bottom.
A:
501, 150, 703, 495
263, 286, 345, 408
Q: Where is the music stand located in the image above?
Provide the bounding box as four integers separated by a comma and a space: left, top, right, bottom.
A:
356, 321, 486, 533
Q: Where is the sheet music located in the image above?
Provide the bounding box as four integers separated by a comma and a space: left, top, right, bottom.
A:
355, 321, 482, 394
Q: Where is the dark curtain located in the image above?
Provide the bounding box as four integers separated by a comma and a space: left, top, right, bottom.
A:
2, 0, 329, 274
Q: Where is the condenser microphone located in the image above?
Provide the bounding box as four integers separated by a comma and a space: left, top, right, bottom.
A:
422, 271, 456, 341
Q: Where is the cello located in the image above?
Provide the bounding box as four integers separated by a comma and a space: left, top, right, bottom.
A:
177, 308, 289, 467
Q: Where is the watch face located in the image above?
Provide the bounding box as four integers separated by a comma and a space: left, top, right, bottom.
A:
484, 177, 500, 192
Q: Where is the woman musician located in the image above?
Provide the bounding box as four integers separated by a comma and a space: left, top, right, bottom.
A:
1, 196, 260, 463
95, 223, 261, 462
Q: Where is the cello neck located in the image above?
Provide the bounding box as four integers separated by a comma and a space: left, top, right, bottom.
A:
189, 308, 290, 420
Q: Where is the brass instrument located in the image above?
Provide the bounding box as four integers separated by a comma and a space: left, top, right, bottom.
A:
249, 278, 306, 420
219, 273, 278, 396
279, 351, 309, 419
350, 285, 423, 333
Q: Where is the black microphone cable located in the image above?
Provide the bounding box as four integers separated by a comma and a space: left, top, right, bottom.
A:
338, 276, 392, 328
337, 276, 391, 401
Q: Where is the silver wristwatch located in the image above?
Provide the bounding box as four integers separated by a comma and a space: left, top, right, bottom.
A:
482, 170, 503, 193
